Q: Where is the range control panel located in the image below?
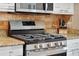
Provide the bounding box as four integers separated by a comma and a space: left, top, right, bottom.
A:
9, 20, 45, 30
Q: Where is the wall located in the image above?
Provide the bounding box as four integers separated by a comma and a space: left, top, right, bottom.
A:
67, 3, 79, 30
0, 12, 71, 34
0, 13, 57, 32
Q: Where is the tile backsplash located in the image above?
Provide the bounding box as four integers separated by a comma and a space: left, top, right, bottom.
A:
0, 12, 56, 30
0, 30, 7, 37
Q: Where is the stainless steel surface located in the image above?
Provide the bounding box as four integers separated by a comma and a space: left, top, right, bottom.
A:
10, 20, 45, 30
9, 20, 67, 56
26, 47, 66, 56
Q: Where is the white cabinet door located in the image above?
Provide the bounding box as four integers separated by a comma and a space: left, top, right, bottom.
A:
0, 3, 15, 12
67, 39, 79, 56
9, 45, 23, 56
0, 45, 23, 56
67, 39, 79, 49
72, 50, 79, 56
16, 3, 36, 12
53, 3, 74, 14
0, 46, 10, 56
68, 49, 79, 56
9, 49, 23, 56
67, 51, 73, 56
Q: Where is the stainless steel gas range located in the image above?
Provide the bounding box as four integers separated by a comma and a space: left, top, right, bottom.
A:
9, 20, 67, 56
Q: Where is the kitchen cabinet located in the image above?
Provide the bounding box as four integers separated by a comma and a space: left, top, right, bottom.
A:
0, 3, 74, 14
46, 3, 53, 13
16, 3, 53, 13
0, 47, 10, 56
0, 3, 15, 12
9, 45, 23, 56
36, 3, 46, 12
46, 3, 53, 11
53, 3, 74, 14
16, 3, 46, 13
0, 45, 23, 56
16, 3, 74, 14
16, 3, 36, 12
67, 39, 79, 56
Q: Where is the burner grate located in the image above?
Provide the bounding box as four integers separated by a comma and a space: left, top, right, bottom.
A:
11, 33, 66, 44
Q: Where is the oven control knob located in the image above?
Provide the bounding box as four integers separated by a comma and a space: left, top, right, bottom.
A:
47, 43, 51, 47
34, 45, 38, 49
39, 44, 42, 48
54, 43, 59, 47
62, 42, 66, 47
51, 42, 55, 48
60, 42, 63, 46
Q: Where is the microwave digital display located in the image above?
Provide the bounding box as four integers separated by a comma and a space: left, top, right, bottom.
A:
22, 21, 35, 26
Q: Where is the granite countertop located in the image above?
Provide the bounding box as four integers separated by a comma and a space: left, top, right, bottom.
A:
59, 34, 79, 40
66, 34, 79, 40
0, 29, 79, 47
49, 32, 79, 40
0, 30, 25, 46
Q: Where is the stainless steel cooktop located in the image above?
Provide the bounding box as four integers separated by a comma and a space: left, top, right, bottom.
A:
11, 33, 66, 44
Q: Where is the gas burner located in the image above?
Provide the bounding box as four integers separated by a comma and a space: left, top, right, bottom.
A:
12, 33, 66, 44
22, 34, 34, 39
22, 34, 48, 41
